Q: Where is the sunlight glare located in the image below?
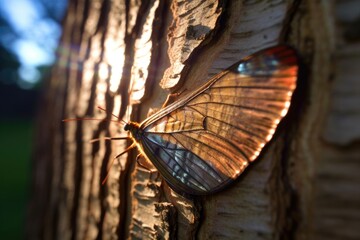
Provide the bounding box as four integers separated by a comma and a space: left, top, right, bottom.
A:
98, 62, 109, 79
107, 39, 125, 93
129, 2, 159, 102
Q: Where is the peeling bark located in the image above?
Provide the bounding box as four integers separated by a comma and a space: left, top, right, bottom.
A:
27, 0, 360, 239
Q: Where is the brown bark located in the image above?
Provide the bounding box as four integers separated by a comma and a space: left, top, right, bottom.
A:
27, 0, 360, 239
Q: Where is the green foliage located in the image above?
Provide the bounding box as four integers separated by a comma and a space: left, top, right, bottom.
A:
0, 120, 33, 239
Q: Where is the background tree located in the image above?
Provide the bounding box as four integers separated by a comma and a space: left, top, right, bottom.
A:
27, 0, 360, 239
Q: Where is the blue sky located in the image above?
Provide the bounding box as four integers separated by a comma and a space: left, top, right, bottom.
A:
0, 0, 67, 88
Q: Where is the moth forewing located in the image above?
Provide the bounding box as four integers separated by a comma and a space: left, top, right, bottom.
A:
125, 45, 299, 195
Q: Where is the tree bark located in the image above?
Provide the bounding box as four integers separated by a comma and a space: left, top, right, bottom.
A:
27, 0, 360, 239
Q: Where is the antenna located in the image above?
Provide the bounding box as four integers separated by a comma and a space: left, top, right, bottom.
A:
62, 106, 128, 125
97, 106, 127, 125
63, 105, 132, 185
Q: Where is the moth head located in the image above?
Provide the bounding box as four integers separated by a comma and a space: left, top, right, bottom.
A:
124, 122, 140, 132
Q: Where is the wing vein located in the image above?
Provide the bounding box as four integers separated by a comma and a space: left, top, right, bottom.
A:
142, 137, 211, 191
169, 132, 228, 180
188, 101, 282, 117
188, 104, 277, 133
144, 132, 227, 182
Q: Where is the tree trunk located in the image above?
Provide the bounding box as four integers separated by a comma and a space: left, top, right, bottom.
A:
27, 0, 360, 239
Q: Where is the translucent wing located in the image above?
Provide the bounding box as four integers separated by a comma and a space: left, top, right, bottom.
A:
137, 45, 298, 195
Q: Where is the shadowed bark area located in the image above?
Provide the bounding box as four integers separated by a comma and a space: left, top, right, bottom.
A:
27, 0, 360, 239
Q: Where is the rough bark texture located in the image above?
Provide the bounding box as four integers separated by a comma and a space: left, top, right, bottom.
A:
27, 0, 360, 239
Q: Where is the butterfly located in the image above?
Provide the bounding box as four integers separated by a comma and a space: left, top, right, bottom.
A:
118, 45, 299, 196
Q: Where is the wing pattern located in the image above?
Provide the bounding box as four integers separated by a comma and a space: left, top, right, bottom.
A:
136, 45, 298, 195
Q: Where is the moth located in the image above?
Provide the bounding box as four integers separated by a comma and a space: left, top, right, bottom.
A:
66, 45, 299, 196
121, 45, 299, 195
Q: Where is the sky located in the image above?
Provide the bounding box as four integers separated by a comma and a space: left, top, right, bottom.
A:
0, 0, 68, 88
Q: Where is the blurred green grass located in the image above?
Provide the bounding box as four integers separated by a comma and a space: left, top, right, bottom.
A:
0, 120, 33, 239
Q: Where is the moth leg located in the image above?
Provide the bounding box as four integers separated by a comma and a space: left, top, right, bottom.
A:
136, 154, 161, 184
162, 89, 187, 108
102, 143, 136, 184
136, 154, 156, 173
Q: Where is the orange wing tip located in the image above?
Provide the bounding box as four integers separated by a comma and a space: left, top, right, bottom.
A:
265, 130, 275, 142
233, 162, 248, 178
280, 108, 289, 117
250, 150, 261, 161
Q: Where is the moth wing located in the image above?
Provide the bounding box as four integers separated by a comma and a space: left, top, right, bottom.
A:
139, 45, 298, 195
